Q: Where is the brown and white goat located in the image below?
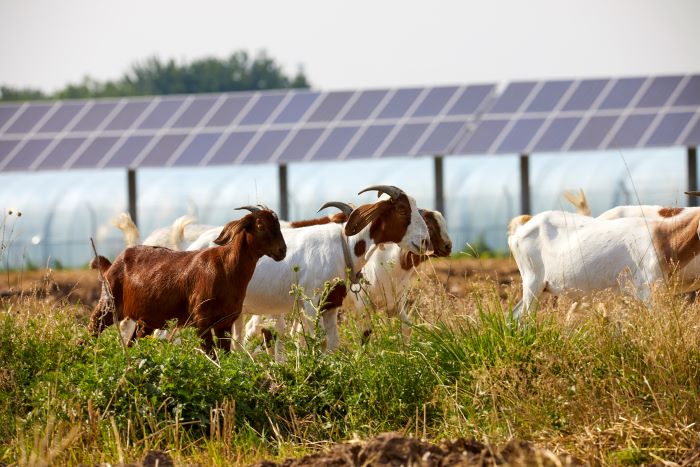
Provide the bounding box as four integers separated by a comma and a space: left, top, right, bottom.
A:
89, 206, 286, 351
187, 185, 432, 359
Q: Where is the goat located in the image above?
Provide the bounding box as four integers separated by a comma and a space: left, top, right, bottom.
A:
184, 211, 348, 251
187, 185, 432, 359
111, 212, 199, 250
89, 206, 287, 351
508, 200, 700, 319
341, 208, 452, 339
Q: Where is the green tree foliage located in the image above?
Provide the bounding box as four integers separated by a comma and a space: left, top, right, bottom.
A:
0, 51, 310, 102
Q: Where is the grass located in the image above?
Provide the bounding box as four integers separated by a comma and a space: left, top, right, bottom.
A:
1, 265, 699, 465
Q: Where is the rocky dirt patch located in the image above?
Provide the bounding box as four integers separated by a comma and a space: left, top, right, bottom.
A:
251, 432, 583, 467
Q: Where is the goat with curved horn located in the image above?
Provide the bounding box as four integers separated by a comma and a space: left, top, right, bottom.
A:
236, 205, 262, 213
318, 201, 354, 216
358, 185, 404, 200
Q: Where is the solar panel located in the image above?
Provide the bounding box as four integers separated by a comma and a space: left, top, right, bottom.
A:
608, 114, 655, 148
38, 103, 83, 133
457, 75, 700, 155
1, 76, 696, 172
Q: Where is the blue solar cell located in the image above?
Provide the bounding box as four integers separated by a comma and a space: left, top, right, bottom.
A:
532, 118, 581, 152
377, 89, 421, 119
239, 94, 285, 125
273, 92, 319, 123
72, 102, 118, 132
457, 120, 508, 154
6, 105, 52, 133
411, 87, 458, 117
173, 133, 221, 166
685, 117, 700, 145
570, 116, 618, 150
525, 81, 573, 113
0, 105, 22, 132
3, 138, 52, 170
104, 135, 152, 168
37, 103, 83, 133
208, 131, 256, 165
346, 125, 393, 158
206, 95, 252, 127
172, 96, 219, 128
310, 126, 359, 161
674, 76, 700, 106
105, 101, 150, 130
381, 123, 429, 156
0, 140, 20, 166
139, 98, 186, 129
71, 136, 120, 168
488, 82, 536, 113
599, 78, 644, 109
342, 90, 388, 121
243, 130, 289, 163
607, 114, 655, 149
636, 76, 682, 108
418, 121, 465, 154
447, 85, 494, 115
37, 137, 85, 170
646, 112, 694, 147
307, 91, 354, 122
496, 119, 545, 153
138, 135, 187, 167
561, 80, 608, 111
277, 128, 325, 162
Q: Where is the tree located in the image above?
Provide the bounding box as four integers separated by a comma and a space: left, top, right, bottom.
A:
0, 50, 310, 102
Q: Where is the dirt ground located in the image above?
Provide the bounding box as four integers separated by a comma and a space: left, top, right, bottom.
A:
251, 432, 584, 466
0, 257, 520, 310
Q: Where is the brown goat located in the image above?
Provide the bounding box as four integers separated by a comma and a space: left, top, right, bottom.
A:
89, 207, 286, 351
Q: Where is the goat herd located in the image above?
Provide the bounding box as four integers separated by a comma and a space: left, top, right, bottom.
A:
87, 184, 700, 360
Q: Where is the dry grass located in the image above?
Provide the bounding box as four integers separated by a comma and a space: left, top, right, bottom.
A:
1, 261, 699, 465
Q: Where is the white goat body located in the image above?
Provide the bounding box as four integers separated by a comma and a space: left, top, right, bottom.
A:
509, 209, 700, 318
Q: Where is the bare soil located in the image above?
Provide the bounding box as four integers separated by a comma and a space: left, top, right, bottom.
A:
251, 432, 584, 466
0, 258, 522, 309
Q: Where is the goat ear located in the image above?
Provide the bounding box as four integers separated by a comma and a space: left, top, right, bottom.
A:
344, 201, 389, 236
213, 217, 250, 246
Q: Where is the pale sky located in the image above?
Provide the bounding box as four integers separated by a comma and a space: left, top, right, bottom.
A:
1, 0, 699, 93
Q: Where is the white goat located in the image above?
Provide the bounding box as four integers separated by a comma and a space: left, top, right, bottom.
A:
187, 185, 432, 359
111, 212, 198, 250
508, 205, 700, 319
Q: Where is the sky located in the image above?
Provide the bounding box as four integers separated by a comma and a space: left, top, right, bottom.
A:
1, 0, 699, 93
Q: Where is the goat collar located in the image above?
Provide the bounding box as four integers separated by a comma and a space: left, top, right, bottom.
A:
340, 230, 362, 287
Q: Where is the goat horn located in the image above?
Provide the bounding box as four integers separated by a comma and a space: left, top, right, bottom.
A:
235, 205, 262, 213
357, 185, 404, 200
685, 191, 700, 197
318, 201, 354, 216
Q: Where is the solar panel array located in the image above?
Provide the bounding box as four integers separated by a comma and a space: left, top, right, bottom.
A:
0, 75, 698, 172
0, 85, 494, 172
457, 75, 700, 154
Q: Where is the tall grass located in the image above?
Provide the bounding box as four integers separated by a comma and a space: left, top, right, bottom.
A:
1, 269, 699, 465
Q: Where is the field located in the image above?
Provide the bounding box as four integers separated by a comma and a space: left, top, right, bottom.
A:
1, 257, 700, 465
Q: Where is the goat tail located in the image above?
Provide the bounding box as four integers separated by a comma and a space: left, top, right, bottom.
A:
90, 255, 112, 274
507, 215, 533, 236
169, 215, 196, 250
563, 188, 591, 216
111, 212, 140, 247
